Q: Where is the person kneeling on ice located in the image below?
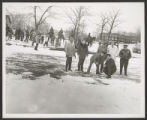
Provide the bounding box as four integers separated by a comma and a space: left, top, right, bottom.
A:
103, 54, 116, 78
64, 35, 76, 72
77, 37, 89, 72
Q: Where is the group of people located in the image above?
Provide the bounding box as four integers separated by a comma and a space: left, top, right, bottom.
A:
7, 28, 65, 50
64, 34, 132, 78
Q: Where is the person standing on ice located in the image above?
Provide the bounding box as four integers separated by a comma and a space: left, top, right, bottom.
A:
119, 44, 132, 76
77, 37, 89, 72
32, 31, 36, 46
64, 35, 76, 72
107, 41, 119, 61
103, 54, 116, 78
34, 32, 41, 50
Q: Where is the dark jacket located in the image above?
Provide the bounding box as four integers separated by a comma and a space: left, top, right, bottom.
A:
77, 42, 88, 59
104, 58, 116, 75
119, 48, 131, 60
97, 45, 107, 54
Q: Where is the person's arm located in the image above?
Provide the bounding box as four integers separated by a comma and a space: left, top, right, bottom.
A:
86, 45, 89, 56
128, 49, 132, 59
73, 43, 76, 57
107, 45, 110, 53
119, 49, 123, 58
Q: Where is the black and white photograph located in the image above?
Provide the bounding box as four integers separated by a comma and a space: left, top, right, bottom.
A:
2, 2, 145, 118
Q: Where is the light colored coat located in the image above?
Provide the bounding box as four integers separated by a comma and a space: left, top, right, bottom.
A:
64, 40, 75, 57
107, 45, 118, 61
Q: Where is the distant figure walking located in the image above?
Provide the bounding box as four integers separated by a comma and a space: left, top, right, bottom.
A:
34, 33, 41, 50
64, 35, 76, 72
103, 54, 116, 78
31, 31, 36, 46
25, 29, 29, 42
119, 44, 132, 76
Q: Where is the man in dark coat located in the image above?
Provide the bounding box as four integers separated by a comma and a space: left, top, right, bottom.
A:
119, 44, 131, 76
77, 38, 88, 72
103, 54, 116, 78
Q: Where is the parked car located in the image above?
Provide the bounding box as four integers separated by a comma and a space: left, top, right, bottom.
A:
133, 43, 141, 54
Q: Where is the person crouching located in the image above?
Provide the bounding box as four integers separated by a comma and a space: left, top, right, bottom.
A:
64, 35, 76, 72
103, 54, 116, 78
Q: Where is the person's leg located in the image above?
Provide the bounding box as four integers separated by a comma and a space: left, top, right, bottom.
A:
34, 43, 38, 50
26, 36, 28, 42
87, 61, 93, 73
68, 57, 72, 71
124, 59, 128, 76
44, 41, 47, 46
107, 65, 112, 78
81, 58, 85, 72
96, 64, 100, 74
103, 67, 108, 75
120, 58, 124, 75
87, 56, 94, 73
36, 43, 39, 50
78, 57, 81, 71
100, 63, 104, 73
65, 56, 69, 71
32, 41, 34, 46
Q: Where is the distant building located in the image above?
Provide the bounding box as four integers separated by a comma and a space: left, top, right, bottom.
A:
99, 33, 139, 44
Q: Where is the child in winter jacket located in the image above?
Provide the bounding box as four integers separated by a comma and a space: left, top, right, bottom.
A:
64, 36, 76, 71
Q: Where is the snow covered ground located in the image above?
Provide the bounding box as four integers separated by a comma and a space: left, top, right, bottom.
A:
3, 39, 144, 116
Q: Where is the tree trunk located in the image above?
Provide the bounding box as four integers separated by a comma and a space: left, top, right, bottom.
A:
34, 6, 37, 31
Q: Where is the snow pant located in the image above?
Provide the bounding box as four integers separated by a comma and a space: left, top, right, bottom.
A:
96, 63, 104, 74
56, 39, 60, 47
120, 58, 129, 75
34, 43, 38, 50
51, 39, 54, 45
78, 57, 85, 72
65, 56, 72, 71
87, 60, 94, 73
25, 36, 29, 42
20, 36, 24, 41
41, 38, 44, 44
44, 41, 48, 46
103, 66, 115, 77
15, 35, 20, 40
32, 41, 35, 46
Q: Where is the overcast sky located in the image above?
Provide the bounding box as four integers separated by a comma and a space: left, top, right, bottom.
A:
3, 2, 144, 35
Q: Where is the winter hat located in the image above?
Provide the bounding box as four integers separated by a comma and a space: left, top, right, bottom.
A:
106, 53, 111, 56
124, 44, 128, 47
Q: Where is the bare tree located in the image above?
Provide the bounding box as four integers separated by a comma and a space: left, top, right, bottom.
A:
65, 6, 88, 44
97, 12, 109, 40
33, 6, 53, 31
107, 9, 121, 41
